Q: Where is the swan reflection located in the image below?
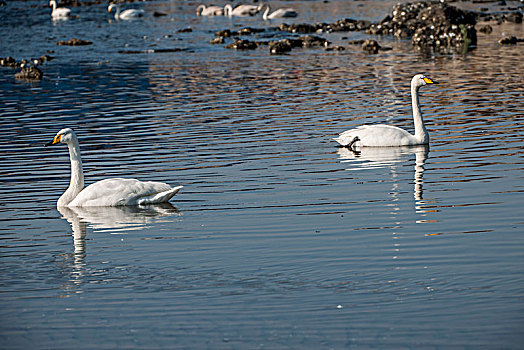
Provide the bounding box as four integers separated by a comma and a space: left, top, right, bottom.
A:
58, 204, 181, 253
337, 145, 430, 261
337, 145, 428, 203
56, 204, 180, 296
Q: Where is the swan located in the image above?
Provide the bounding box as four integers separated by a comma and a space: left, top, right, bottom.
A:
49, 0, 71, 19
196, 4, 224, 16
334, 74, 438, 148
262, 4, 298, 20
46, 128, 182, 207
108, 4, 145, 20
224, 4, 263, 17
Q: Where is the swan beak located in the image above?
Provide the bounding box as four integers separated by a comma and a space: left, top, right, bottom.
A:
46, 134, 62, 147
424, 77, 438, 84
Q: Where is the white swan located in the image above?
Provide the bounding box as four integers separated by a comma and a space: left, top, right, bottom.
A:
46, 128, 182, 207
262, 4, 298, 20
108, 4, 145, 20
224, 4, 263, 17
334, 74, 438, 148
196, 4, 224, 16
49, 0, 71, 19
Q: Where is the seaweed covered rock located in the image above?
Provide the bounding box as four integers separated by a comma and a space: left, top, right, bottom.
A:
278, 19, 371, 34
300, 35, 329, 48
225, 39, 258, 50
268, 35, 329, 54
216, 29, 238, 38
498, 36, 523, 45
57, 38, 93, 46
238, 27, 265, 35
368, 1, 477, 50
15, 66, 43, 81
278, 23, 323, 34
0, 56, 18, 68
362, 39, 381, 54
269, 39, 296, 54
328, 18, 371, 32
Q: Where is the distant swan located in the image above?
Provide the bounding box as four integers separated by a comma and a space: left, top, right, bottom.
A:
196, 4, 224, 16
334, 74, 438, 148
49, 0, 71, 19
108, 3, 145, 20
224, 3, 262, 17
47, 128, 182, 207
262, 4, 298, 20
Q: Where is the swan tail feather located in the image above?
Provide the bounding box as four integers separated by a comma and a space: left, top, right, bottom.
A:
139, 186, 183, 205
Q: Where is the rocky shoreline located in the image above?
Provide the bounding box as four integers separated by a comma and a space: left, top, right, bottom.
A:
213, 0, 522, 54
1, 0, 522, 82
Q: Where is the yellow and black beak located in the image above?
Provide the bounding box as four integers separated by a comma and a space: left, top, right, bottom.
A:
46, 134, 62, 147
423, 77, 438, 84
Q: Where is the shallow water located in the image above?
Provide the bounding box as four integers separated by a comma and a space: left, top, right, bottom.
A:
1, 0, 523, 348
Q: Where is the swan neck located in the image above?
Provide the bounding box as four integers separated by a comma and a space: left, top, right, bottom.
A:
263, 6, 270, 19
114, 5, 120, 18
58, 138, 84, 207
50, 1, 56, 10
411, 84, 428, 144
224, 4, 230, 16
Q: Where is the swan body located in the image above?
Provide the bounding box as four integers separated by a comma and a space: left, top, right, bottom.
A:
49, 0, 71, 19
47, 128, 182, 207
224, 4, 262, 17
262, 5, 298, 20
334, 74, 438, 148
196, 4, 224, 16
108, 4, 145, 20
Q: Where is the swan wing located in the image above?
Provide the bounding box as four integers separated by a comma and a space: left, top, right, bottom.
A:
203, 5, 224, 16
69, 178, 182, 207
334, 125, 418, 147
52, 7, 71, 18
270, 8, 298, 18
120, 9, 144, 19
233, 4, 259, 16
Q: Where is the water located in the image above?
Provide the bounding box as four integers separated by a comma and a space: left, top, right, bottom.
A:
1, 0, 523, 348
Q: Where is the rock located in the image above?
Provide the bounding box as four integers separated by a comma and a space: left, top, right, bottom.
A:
177, 27, 192, 33
279, 23, 322, 34
225, 39, 258, 50
15, 66, 43, 81
504, 12, 522, 23
300, 34, 329, 48
348, 40, 365, 45
216, 29, 237, 38
325, 45, 345, 51
269, 39, 294, 54
57, 38, 93, 46
210, 37, 225, 44
478, 24, 493, 34
498, 36, 518, 45
0, 56, 18, 68
367, 1, 478, 50
238, 27, 265, 35
362, 39, 381, 54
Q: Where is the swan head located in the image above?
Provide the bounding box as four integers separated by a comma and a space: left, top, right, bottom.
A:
108, 4, 117, 13
412, 74, 438, 88
46, 128, 77, 146
196, 5, 204, 15
49, 0, 56, 7
223, 4, 232, 16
